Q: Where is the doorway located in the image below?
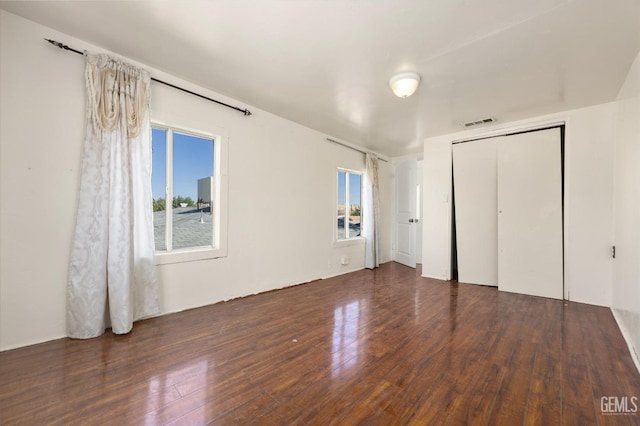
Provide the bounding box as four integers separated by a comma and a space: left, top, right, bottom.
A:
393, 158, 419, 268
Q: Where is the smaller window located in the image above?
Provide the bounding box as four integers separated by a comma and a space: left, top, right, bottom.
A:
336, 170, 362, 240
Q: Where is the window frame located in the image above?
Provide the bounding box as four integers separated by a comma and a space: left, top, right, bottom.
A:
152, 122, 228, 264
335, 168, 364, 246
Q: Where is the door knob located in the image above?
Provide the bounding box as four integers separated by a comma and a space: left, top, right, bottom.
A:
409, 219, 414, 223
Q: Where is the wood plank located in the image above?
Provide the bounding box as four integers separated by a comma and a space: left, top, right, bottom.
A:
0, 262, 638, 424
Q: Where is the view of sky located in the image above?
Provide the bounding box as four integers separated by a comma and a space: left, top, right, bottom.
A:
152, 128, 214, 201
337, 171, 362, 208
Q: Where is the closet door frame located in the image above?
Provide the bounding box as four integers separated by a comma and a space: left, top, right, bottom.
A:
450, 124, 565, 298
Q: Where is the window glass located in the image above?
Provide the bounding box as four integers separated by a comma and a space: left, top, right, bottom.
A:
152, 128, 167, 251
172, 132, 214, 250
152, 127, 215, 252
348, 173, 361, 238
336, 170, 362, 240
337, 171, 346, 239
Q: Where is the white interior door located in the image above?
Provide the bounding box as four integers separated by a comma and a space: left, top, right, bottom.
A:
415, 161, 424, 262
497, 128, 563, 299
452, 138, 498, 286
394, 159, 417, 268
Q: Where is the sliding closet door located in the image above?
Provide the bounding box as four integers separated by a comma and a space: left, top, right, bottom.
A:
497, 128, 563, 299
452, 138, 498, 286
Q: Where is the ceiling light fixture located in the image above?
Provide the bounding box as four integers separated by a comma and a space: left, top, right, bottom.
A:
389, 72, 421, 98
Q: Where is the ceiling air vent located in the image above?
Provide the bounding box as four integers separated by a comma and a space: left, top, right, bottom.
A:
462, 117, 496, 128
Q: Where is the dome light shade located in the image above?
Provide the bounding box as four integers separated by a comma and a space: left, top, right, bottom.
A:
389, 72, 421, 98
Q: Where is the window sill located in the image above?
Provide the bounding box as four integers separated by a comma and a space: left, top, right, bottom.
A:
333, 237, 365, 248
155, 247, 227, 265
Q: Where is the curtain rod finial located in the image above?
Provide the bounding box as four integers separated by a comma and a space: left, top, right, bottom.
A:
45, 38, 80, 54
45, 38, 61, 48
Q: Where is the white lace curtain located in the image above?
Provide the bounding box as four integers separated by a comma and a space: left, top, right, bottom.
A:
363, 152, 381, 269
67, 54, 159, 339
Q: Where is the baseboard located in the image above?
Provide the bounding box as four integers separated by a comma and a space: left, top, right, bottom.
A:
611, 308, 640, 375
1, 332, 67, 353
322, 266, 365, 280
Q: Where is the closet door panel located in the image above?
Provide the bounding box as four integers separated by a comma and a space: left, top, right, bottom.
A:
497, 128, 563, 299
452, 138, 498, 286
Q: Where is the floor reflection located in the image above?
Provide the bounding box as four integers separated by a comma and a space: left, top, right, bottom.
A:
144, 359, 209, 425
331, 300, 362, 377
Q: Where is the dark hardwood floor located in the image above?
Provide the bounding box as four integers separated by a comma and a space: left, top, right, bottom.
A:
1, 262, 639, 425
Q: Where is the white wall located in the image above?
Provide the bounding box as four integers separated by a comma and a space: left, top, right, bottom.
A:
422, 103, 616, 307
0, 11, 392, 351
612, 50, 640, 367
422, 139, 452, 280
378, 161, 393, 264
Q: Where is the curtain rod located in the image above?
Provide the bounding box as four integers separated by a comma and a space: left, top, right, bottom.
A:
326, 138, 389, 162
45, 39, 252, 117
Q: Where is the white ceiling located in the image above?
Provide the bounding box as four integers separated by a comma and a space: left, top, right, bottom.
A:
2, 0, 639, 156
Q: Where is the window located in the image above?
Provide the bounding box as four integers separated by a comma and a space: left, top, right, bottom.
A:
336, 169, 362, 240
152, 125, 227, 263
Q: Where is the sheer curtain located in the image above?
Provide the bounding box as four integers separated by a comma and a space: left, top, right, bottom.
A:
67, 54, 159, 339
363, 153, 381, 269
